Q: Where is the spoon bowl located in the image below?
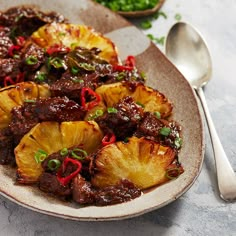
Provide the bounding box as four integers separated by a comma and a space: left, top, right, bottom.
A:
165, 22, 212, 89
165, 22, 236, 202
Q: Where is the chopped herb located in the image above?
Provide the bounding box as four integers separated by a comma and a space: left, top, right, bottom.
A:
175, 13, 182, 21
153, 11, 168, 20
136, 101, 144, 108
60, 147, 69, 156
174, 137, 183, 149
71, 148, 88, 160
47, 159, 61, 171
34, 149, 48, 163
35, 72, 46, 82
159, 127, 171, 136
71, 66, 79, 75
25, 56, 38, 65
107, 107, 118, 114
24, 99, 36, 103
140, 20, 152, 30
154, 111, 161, 119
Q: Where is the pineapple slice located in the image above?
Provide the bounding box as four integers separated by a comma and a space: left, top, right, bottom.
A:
96, 82, 173, 118
0, 82, 50, 129
30, 23, 119, 65
15, 121, 103, 184
91, 136, 176, 189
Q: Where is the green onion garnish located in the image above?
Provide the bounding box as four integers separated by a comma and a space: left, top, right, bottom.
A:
136, 101, 144, 108
95, 109, 104, 117
175, 13, 182, 21
34, 149, 48, 163
78, 63, 95, 71
154, 111, 161, 119
49, 57, 64, 68
165, 167, 180, 180
140, 20, 152, 30
35, 72, 46, 82
25, 56, 38, 65
47, 159, 61, 171
107, 107, 118, 114
174, 137, 183, 149
71, 66, 79, 75
24, 99, 36, 103
159, 127, 171, 136
60, 147, 69, 156
71, 148, 88, 160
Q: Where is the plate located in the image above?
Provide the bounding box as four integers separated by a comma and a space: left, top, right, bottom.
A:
117, 0, 166, 18
0, 0, 204, 221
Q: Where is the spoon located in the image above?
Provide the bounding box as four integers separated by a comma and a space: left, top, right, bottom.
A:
165, 21, 236, 201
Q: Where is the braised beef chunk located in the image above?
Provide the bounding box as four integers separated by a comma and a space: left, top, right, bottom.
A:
0, 6, 67, 37
21, 43, 45, 71
135, 112, 182, 150
39, 172, 72, 198
72, 176, 141, 206
0, 130, 14, 165
96, 96, 144, 139
0, 27, 13, 58
0, 58, 21, 86
135, 112, 164, 139
72, 175, 95, 204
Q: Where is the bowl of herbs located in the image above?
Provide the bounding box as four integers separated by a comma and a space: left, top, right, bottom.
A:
94, 0, 165, 17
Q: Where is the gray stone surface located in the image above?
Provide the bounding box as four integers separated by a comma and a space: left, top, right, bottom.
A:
0, 0, 236, 235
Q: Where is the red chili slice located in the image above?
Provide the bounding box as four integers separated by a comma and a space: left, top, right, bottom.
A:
57, 157, 82, 186
8, 45, 21, 57
46, 44, 70, 55
102, 133, 116, 146
80, 87, 101, 110
125, 55, 136, 67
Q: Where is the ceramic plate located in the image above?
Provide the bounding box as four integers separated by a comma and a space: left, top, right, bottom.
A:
0, 0, 204, 221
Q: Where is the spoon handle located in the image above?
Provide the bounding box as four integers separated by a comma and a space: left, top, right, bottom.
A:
196, 87, 236, 201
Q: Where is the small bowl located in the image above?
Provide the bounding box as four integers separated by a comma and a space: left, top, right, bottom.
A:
118, 0, 165, 18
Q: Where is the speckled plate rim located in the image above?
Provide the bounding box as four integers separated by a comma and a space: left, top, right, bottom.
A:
0, 0, 205, 221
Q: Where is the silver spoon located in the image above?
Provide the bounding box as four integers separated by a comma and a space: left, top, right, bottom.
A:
165, 21, 236, 201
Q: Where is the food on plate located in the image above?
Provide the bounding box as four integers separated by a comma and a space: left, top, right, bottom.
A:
0, 6, 184, 206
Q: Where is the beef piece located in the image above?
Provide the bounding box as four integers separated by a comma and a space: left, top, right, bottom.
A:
96, 96, 144, 139
135, 112, 164, 139
94, 179, 142, 206
135, 112, 182, 150
38, 172, 72, 198
0, 6, 67, 37
0, 129, 15, 165
21, 43, 45, 71
0, 58, 21, 86
0, 27, 13, 58
50, 75, 98, 100
72, 175, 95, 204
72, 175, 141, 206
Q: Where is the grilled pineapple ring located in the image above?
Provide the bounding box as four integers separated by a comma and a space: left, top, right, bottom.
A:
91, 136, 176, 189
95, 82, 173, 118
15, 121, 103, 184
0, 82, 50, 129
30, 22, 119, 65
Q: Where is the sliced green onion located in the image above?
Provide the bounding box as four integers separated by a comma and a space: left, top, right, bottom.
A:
159, 127, 171, 136
140, 20, 152, 30
107, 107, 118, 114
175, 13, 182, 21
25, 56, 38, 65
154, 111, 161, 119
60, 147, 69, 156
116, 72, 126, 81
47, 159, 61, 171
49, 57, 64, 68
24, 99, 36, 103
78, 63, 95, 71
123, 137, 129, 143
35, 72, 46, 82
136, 101, 144, 108
95, 109, 104, 117
34, 149, 48, 163
71, 148, 88, 160
174, 137, 183, 149
71, 66, 80, 75
165, 167, 180, 180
